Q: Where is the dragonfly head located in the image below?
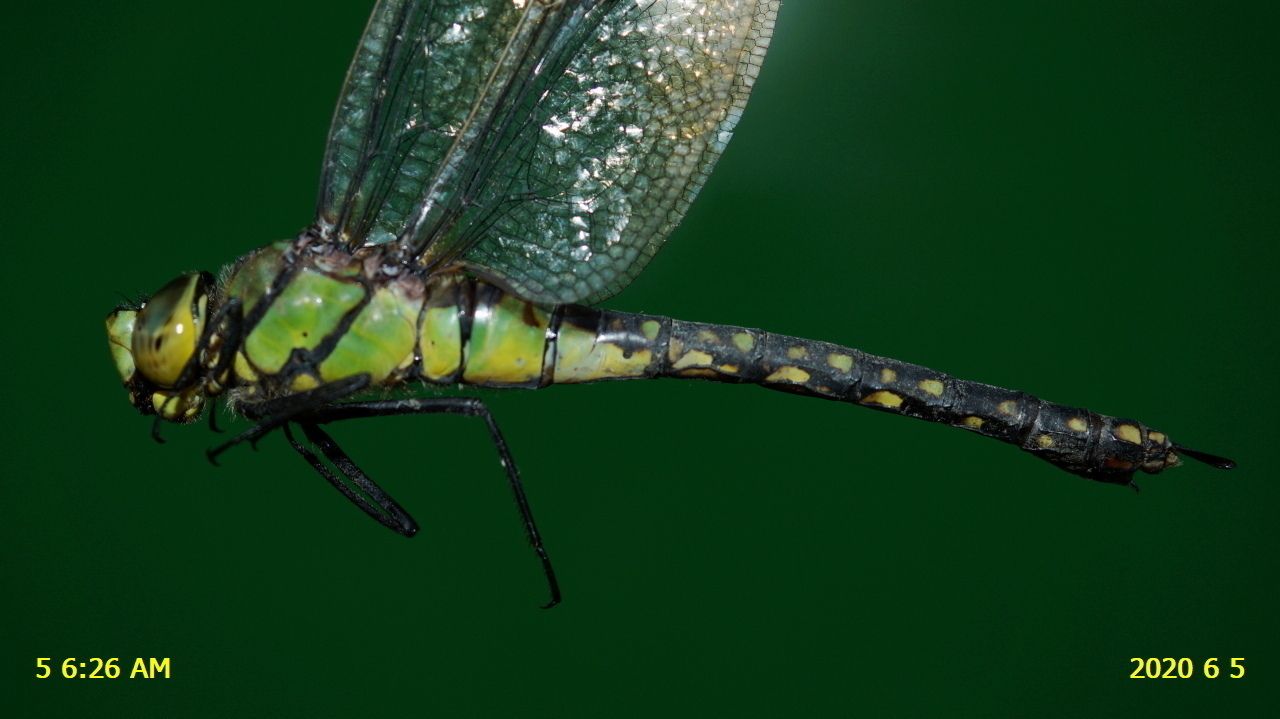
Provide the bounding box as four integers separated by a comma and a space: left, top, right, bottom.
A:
105, 272, 216, 423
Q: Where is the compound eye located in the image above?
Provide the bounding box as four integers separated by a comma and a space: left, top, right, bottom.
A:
132, 273, 210, 388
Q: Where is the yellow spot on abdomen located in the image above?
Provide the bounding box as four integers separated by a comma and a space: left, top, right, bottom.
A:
671, 350, 715, 371
880, 368, 897, 384
668, 337, 684, 358
960, 416, 984, 429
827, 353, 853, 372
1148, 431, 1166, 445
861, 390, 904, 408
787, 345, 808, 360
919, 379, 944, 397
641, 320, 660, 341
697, 329, 720, 344
678, 368, 719, 379
732, 332, 755, 353
998, 400, 1018, 416
1036, 434, 1055, 448
765, 366, 811, 383
1114, 424, 1142, 444
1104, 457, 1135, 470
1067, 417, 1088, 432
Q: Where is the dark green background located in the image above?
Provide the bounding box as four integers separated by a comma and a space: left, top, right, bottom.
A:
6, 1, 1275, 715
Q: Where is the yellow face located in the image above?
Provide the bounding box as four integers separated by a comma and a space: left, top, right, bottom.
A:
105, 272, 212, 423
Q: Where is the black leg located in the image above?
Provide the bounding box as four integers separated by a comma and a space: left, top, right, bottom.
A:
281, 423, 418, 536
206, 375, 370, 465
204, 298, 244, 387
309, 397, 562, 609
207, 398, 222, 433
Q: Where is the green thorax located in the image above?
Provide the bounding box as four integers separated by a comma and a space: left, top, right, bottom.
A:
218, 238, 653, 404
222, 240, 424, 401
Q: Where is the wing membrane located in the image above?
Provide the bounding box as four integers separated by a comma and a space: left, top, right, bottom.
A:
316, 0, 778, 304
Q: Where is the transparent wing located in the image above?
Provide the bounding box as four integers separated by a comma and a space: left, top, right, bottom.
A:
316, 0, 537, 251
316, 0, 778, 305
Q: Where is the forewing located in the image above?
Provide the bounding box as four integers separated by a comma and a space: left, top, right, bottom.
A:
316, 0, 778, 305
316, 0, 537, 248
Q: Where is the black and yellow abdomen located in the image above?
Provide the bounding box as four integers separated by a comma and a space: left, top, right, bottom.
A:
652, 320, 1185, 483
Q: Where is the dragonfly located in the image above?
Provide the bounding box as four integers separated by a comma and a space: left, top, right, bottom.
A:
104, 0, 1234, 607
